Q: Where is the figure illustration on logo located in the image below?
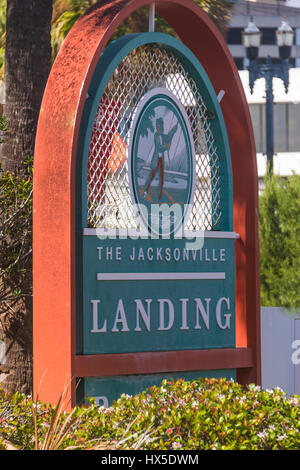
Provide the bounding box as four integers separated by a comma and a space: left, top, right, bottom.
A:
130, 91, 194, 224
143, 117, 178, 201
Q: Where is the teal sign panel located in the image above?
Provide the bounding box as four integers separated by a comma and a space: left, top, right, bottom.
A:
84, 369, 237, 407
76, 33, 237, 406
82, 236, 235, 354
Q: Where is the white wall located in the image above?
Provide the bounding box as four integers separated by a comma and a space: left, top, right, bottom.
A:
261, 307, 300, 395
286, 0, 300, 8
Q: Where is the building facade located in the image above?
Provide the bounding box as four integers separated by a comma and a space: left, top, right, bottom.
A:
227, 1, 300, 183
227, 0, 300, 70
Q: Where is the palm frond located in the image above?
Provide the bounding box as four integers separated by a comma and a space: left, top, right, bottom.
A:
51, 10, 81, 59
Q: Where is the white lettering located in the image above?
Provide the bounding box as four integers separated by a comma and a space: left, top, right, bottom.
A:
114, 246, 228, 263
173, 247, 180, 261
158, 299, 174, 331
194, 298, 210, 330
112, 299, 129, 332
134, 299, 152, 332
106, 246, 113, 260
95, 396, 109, 407
147, 247, 153, 261
97, 246, 103, 260
156, 248, 163, 261
180, 298, 189, 330
89, 296, 234, 335
116, 246, 122, 260
216, 297, 231, 329
101, 455, 136, 467
291, 340, 300, 365
220, 248, 226, 262
137, 248, 144, 261
130, 247, 135, 261
90, 300, 107, 333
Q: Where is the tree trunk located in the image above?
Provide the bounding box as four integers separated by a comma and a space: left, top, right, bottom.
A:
1, 0, 53, 173
0, 0, 52, 396
0, 297, 33, 395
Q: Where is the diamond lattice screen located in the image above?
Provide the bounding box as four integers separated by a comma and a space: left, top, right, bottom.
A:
87, 45, 222, 231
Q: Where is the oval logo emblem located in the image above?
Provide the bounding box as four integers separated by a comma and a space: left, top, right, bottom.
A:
129, 88, 195, 236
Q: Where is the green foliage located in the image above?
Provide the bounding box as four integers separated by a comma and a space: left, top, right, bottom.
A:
193, 0, 234, 34
0, 0, 6, 33
0, 114, 7, 143
30, 390, 86, 450
0, 1, 234, 72
51, 0, 233, 59
0, 438, 6, 450
259, 173, 300, 309
0, 156, 33, 316
0, 378, 300, 450
51, 0, 97, 59
0, 0, 234, 72
51, 10, 81, 58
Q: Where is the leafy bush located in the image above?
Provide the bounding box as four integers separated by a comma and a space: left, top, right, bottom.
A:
0, 378, 300, 450
259, 172, 300, 309
0, 157, 33, 320
0, 151, 33, 393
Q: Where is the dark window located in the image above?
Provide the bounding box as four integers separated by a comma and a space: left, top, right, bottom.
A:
227, 27, 294, 47
260, 28, 276, 45
226, 28, 242, 45
234, 57, 244, 70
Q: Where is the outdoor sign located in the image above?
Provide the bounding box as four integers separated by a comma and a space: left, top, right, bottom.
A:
33, 0, 261, 410
78, 31, 237, 405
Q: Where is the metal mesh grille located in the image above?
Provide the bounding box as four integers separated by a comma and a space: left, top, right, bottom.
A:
87, 45, 222, 231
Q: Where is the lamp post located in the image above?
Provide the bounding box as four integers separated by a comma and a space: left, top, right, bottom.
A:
242, 18, 294, 173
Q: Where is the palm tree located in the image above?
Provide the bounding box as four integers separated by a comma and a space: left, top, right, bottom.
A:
0, 0, 53, 396
0, 0, 53, 173
51, 1, 98, 59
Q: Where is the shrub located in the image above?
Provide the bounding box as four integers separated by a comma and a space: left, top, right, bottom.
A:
259, 172, 300, 310
0, 157, 33, 319
0, 378, 299, 450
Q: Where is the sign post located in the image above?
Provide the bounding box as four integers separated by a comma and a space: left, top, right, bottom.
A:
34, 0, 261, 409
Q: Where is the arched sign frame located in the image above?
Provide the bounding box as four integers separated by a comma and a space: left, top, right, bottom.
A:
33, 0, 261, 409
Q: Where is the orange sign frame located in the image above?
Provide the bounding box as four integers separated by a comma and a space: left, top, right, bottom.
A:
33, 0, 261, 408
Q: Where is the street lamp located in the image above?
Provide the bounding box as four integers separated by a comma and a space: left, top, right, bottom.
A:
276, 18, 294, 60
242, 17, 294, 173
